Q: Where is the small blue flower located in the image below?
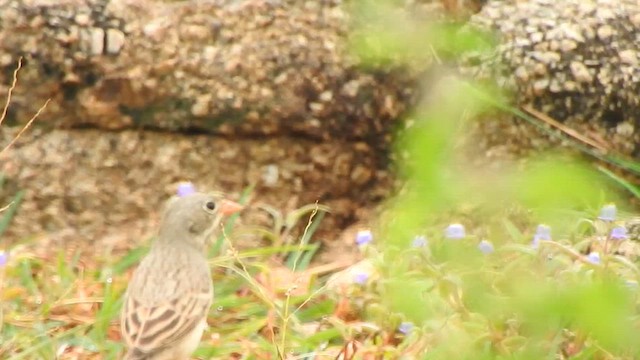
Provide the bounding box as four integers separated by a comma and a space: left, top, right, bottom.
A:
176, 182, 196, 197
353, 272, 369, 285
478, 240, 494, 254
531, 224, 551, 249
587, 252, 601, 264
445, 224, 465, 239
398, 322, 414, 335
610, 226, 628, 240
535, 224, 552, 241
598, 204, 617, 221
355, 230, 373, 246
412, 235, 428, 248
0, 251, 7, 267
531, 237, 540, 249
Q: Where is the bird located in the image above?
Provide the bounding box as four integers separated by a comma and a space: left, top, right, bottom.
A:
120, 192, 242, 360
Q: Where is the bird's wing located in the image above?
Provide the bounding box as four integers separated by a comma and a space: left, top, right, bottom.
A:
121, 289, 212, 355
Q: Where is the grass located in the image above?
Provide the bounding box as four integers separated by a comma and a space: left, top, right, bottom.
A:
4, 1, 640, 359
3, 100, 640, 360
0, 200, 356, 359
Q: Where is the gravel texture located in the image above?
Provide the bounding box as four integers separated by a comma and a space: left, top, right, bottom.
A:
0, 0, 419, 250
463, 0, 640, 158
0, 0, 416, 143
0, 127, 386, 254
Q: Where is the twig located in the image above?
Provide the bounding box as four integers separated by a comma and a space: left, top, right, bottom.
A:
279, 204, 320, 358
0, 201, 13, 214
219, 225, 283, 359
290, 203, 319, 273
220, 229, 275, 312
0, 57, 22, 128
522, 105, 610, 153
50, 297, 105, 308
1, 99, 50, 154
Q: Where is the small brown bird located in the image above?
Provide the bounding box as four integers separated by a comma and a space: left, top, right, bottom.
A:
121, 192, 242, 360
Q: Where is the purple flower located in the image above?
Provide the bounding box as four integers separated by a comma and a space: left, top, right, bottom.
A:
598, 204, 617, 221
587, 252, 601, 264
535, 224, 552, 240
610, 226, 628, 240
478, 240, 494, 254
445, 224, 465, 239
176, 182, 196, 197
531, 224, 551, 249
355, 230, 373, 246
531, 237, 540, 250
398, 322, 414, 335
353, 272, 369, 285
412, 235, 428, 248
0, 251, 7, 267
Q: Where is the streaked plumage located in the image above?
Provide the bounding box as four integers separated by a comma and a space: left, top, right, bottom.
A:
121, 192, 241, 359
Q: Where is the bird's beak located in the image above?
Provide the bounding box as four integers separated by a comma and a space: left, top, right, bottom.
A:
219, 199, 243, 216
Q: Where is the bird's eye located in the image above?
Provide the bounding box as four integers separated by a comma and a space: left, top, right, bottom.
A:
205, 201, 216, 211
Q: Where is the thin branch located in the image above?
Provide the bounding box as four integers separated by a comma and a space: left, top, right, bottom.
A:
1, 99, 50, 154
279, 203, 320, 358
522, 104, 610, 153
0, 201, 13, 213
0, 57, 22, 128
290, 202, 319, 273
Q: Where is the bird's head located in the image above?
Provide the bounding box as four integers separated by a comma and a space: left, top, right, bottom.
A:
157, 192, 243, 249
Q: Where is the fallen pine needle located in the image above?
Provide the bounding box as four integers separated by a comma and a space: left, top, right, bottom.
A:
522, 104, 610, 153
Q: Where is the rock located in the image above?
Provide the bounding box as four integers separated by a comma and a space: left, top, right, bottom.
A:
463, 0, 640, 158
0, 128, 392, 249
0, 0, 418, 146
0, 0, 421, 251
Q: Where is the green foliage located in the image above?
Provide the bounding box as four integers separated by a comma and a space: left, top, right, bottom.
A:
0, 192, 337, 358
349, 0, 495, 66
348, 0, 640, 358
4, 1, 640, 359
246, 202, 329, 271
1, 243, 339, 358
